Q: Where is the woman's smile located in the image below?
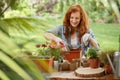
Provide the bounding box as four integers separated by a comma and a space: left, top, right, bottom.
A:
70, 12, 80, 28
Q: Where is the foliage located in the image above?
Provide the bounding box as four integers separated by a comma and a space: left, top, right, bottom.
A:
0, 0, 18, 17
0, 30, 45, 80
0, 17, 51, 80
87, 48, 99, 59
1, 0, 120, 23
99, 50, 115, 64
34, 40, 65, 60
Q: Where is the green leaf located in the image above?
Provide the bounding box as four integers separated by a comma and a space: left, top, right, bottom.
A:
0, 51, 32, 80
0, 70, 10, 80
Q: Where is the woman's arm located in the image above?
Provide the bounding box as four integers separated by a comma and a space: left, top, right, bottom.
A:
44, 25, 63, 41
44, 32, 63, 46
89, 37, 100, 50
81, 29, 100, 50
44, 32, 60, 41
44, 32, 67, 51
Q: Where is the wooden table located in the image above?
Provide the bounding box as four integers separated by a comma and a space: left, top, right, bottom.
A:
43, 71, 120, 80
44, 71, 97, 80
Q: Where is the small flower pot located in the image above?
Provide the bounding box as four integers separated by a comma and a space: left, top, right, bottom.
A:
53, 60, 59, 71
89, 58, 100, 68
105, 63, 112, 74
31, 56, 54, 73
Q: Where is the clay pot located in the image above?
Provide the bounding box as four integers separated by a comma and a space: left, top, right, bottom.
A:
32, 56, 54, 72
64, 49, 82, 62
89, 58, 100, 68
105, 63, 112, 74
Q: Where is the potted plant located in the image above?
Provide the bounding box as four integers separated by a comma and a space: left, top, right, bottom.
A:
99, 50, 115, 74
99, 50, 115, 64
87, 48, 100, 68
30, 40, 65, 72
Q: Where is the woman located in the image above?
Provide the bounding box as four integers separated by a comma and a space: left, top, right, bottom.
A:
44, 4, 99, 56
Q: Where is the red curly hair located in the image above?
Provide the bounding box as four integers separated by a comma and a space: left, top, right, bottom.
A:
63, 4, 89, 41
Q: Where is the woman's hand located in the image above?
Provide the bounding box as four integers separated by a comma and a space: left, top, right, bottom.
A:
44, 32, 68, 51
81, 33, 91, 46
55, 38, 67, 51
55, 38, 64, 47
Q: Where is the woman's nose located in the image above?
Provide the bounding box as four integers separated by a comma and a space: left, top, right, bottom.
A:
72, 18, 76, 22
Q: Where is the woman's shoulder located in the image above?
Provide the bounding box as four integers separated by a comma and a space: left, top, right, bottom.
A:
88, 28, 93, 33
87, 28, 95, 36
57, 25, 64, 28
55, 25, 65, 30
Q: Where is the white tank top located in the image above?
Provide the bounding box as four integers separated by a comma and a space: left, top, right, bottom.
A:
71, 37, 78, 49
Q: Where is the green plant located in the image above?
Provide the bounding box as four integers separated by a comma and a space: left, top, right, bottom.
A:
87, 48, 99, 59
99, 50, 115, 64
86, 48, 100, 68
34, 40, 65, 60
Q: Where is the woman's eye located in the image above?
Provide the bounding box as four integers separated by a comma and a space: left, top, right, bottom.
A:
76, 17, 79, 20
70, 17, 73, 19
70, 17, 79, 20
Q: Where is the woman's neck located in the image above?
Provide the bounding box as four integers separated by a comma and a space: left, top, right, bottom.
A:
71, 32, 76, 39
73, 27, 77, 30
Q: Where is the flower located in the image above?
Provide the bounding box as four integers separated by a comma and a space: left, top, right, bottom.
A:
34, 40, 65, 60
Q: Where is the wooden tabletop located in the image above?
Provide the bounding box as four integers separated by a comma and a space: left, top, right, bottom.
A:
43, 71, 120, 80
45, 71, 97, 80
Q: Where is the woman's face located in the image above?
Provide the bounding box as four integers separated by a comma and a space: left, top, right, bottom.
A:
70, 11, 80, 28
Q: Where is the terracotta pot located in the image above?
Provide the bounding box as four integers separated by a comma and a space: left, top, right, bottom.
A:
89, 58, 100, 68
64, 49, 82, 62
105, 63, 112, 74
31, 56, 54, 72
